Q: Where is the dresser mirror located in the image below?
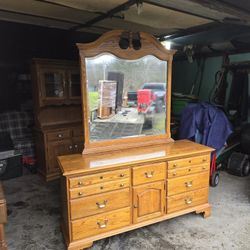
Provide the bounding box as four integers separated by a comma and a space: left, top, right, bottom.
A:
78, 30, 175, 153
86, 54, 167, 142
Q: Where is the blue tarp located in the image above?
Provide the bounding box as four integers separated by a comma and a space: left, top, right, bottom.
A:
179, 102, 233, 151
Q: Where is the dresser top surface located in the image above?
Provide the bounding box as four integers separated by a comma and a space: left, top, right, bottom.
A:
58, 140, 214, 176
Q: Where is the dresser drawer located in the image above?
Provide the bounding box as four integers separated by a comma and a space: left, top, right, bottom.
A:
168, 164, 210, 178
168, 155, 209, 170
132, 162, 166, 185
69, 168, 130, 189
69, 178, 130, 199
167, 187, 208, 213
71, 207, 130, 240
70, 188, 130, 220
47, 129, 71, 141
167, 172, 209, 196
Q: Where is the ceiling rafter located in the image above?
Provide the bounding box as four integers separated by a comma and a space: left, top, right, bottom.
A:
0, 8, 110, 32
144, 0, 217, 22
70, 0, 138, 31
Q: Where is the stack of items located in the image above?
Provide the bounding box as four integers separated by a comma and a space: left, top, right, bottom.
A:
98, 80, 117, 119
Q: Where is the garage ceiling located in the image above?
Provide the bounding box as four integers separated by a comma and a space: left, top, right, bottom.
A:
0, 0, 250, 53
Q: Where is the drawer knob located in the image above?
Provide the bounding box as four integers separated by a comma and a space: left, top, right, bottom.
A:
74, 144, 78, 148
202, 166, 206, 170
185, 198, 193, 204
188, 168, 192, 172
69, 145, 73, 150
185, 181, 193, 188
189, 160, 192, 163
78, 181, 83, 186
119, 173, 125, 177
100, 176, 103, 179
120, 183, 124, 187
172, 172, 177, 176
57, 134, 63, 138
173, 164, 177, 168
97, 220, 108, 229
203, 159, 207, 162
96, 200, 107, 209
145, 171, 154, 178
78, 192, 83, 196
134, 204, 138, 208
100, 186, 104, 189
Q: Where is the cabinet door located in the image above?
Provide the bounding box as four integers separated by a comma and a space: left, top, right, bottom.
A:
40, 68, 66, 104
72, 137, 84, 153
133, 181, 165, 223
68, 70, 81, 102
47, 139, 73, 173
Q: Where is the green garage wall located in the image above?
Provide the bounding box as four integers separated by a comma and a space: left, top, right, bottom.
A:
172, 52, 250, 101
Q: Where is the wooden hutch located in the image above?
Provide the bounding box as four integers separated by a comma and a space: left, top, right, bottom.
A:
57, 30, 213, 250
31, 59, 84, 181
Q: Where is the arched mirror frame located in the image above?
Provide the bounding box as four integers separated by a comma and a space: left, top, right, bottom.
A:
77, 30, 176, 154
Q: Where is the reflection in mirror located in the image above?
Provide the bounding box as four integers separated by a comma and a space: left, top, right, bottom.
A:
86, 54, 168, 142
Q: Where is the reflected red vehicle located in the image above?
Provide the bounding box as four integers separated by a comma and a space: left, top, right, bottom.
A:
137, 89, 156, 113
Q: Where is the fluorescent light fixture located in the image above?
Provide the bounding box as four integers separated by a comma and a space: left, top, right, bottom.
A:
161, 41, 171, 50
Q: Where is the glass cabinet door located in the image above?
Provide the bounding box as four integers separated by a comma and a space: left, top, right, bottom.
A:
41, 69, 65, 100
68, 70, 81, 99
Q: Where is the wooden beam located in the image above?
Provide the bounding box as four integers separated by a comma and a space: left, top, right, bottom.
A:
70, 0, 138, 31
189, 0, 250, 22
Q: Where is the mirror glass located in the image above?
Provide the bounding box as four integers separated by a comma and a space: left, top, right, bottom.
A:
85, 53, 168, 142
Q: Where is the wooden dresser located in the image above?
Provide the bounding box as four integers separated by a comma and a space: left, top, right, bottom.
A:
31, 59, 84, 181
58, 140, 213, 250
0, 182, 7, 250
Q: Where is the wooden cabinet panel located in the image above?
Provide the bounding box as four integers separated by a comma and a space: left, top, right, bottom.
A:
132, 162, 166, 185
133, 181, 165, 223
47, 129, 71, 141
167, 172, 209, 196
69, 178, 130, 199
168, 155, 209, 170
69, 168, 130, 189
72, 127, 83, 137
72, 137, 84, 154
47, 139, 72, 173
68, 70, 81, 101
71, 207, 130, 240
167, 164, 210, 178
167, 187, 209, 213
70, 188, 130, 220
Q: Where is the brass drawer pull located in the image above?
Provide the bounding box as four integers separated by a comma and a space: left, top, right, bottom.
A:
119, 173, 125, 177
78, 181, 83, 186
96, 200, 107, 209
120, 183, 124, 187
173, 164, 177, 168
57, 134, 63, 138
69, 145, 73, 150
100, 176, 103, 179
145, 171, 154, 178
202, 158, 207, 162
185, 198, 193, 204
188, 168, 192, 172
97, 220, 108, 229
185, 181, 193, 188
100, 186, 104, 190
202, 166, 206, 170
189, 160, 192, 163
74, 144, 78, 148
172, 172, 177, 176
78, 192, 83, 196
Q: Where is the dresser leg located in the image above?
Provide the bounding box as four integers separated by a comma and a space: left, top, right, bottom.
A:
68, 241, 93, 250
195, 205, 211, 218
0, 224, 8, 250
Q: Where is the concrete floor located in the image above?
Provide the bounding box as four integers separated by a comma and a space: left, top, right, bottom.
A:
2, 171, 250, 250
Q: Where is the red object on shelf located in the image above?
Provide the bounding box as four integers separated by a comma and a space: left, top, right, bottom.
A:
137, 89, 155, 113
